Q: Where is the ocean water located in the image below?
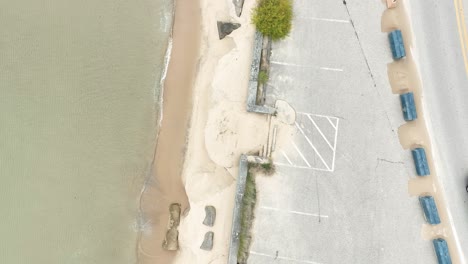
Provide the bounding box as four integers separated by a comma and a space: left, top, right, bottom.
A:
0, 0, 173, 263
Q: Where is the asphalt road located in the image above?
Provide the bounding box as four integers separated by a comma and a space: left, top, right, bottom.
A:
409, 0, 468, 262
248, 0, 438, 263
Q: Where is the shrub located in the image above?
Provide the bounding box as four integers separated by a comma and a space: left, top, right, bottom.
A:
260, 162, 275, 173
252, 0, 293, 40
249, 159, 276, 176
258, 70, 269, 84
237, 172, 257, 263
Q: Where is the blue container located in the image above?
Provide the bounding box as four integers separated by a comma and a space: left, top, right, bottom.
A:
433, 238, 452, 264
400, 92, 417, 121
412, 148, 430, 176
419, 196, 441, 225
389, 30, 406, 60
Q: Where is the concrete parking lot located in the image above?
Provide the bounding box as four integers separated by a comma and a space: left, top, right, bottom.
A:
249, 0, 437, 263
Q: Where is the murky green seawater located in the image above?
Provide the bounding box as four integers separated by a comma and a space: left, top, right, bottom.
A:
0, 1, 172, 263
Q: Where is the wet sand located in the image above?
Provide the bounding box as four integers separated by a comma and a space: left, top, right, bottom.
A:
137, 0, 201, 263
382, 1, 462, 262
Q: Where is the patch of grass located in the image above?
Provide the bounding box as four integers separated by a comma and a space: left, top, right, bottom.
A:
261, 162, 272, 171
237, 172, 257, 263
252, 0, 293, 40
249, 160, 276, 176
258, 70, 269, 85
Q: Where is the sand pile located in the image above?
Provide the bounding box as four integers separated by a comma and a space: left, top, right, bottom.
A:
172, 0, 270, 263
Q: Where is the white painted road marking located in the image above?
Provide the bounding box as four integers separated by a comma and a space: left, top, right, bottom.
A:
261, 206, 329, 218
295, 122, 331, 171
281, 150, 293, 165
326, 116, 338, 129
331, 119, 339, 171
274, 162, 332, 172
250, 251, 324, 264
307, 114, 333, 150
319, 67, 344, 72
292, 141, 312, 168
270, 61, 343, 72
274, 113, 339, 172
301, 17, 350, 24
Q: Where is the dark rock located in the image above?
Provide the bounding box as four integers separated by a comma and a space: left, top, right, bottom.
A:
232, 0, 245, 17
203, 205, 216, 226
169, 203, 181, 228
200, 231, 214, 251
217, 21, 241, 40
162, 227, 179, 251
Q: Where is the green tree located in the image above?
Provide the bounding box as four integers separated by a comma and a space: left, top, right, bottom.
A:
252, 0, 293, 40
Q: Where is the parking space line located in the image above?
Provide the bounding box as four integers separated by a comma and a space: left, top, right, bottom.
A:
292, 141, 312, 168
318, 67, 344, 72
250, 251, 324, 264
295, 122, 331, 171
331, 119, 339, 171
326, 116, 337, 129
302, 17, 350, 24
274, 162, 331, 172
270, 61, 343, 72
271, 61, 304, 67
261, 206, 329, 218
307, 114, 333, 150
302, 113, 338, 120
281, 150, 293, 165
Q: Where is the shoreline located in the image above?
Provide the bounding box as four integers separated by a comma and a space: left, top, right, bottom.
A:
137, 0, 201, 263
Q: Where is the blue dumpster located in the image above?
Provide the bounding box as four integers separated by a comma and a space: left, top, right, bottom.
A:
412, 148, 430, 176
400, 92, 417, 121
433, 238, 452, 264
389, 30, 406, 60
419, 196, 441, 225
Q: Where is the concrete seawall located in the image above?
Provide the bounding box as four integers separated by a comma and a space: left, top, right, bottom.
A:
247, 31, 276, 115
227, 155, 249, 264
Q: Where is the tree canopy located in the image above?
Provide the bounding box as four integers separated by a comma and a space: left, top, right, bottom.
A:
252, 0, 293, 40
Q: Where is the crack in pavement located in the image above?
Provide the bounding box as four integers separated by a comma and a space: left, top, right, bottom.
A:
342, 0, 377, 88
342, 0, 398, 133
375, 158, 405, 172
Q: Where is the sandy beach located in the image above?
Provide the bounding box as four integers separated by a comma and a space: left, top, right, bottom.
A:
138, 0, 270, 262
137, 0, 201, 263
172, 0, 270, 263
